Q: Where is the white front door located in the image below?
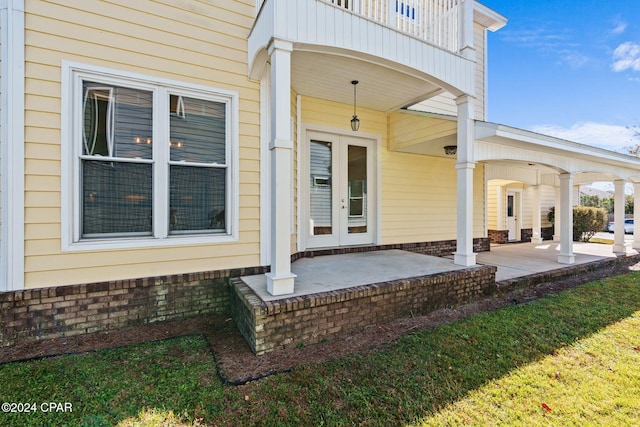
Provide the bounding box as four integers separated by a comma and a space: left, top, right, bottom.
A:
507, 191, 519, 241
306, 131, 376, 249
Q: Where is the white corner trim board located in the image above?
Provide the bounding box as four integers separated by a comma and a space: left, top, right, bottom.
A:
0, 0, 26, 292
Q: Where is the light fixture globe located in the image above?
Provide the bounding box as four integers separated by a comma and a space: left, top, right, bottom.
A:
350, 115, 360, 132
443, 145, 457, 155
350, 80, 360, 132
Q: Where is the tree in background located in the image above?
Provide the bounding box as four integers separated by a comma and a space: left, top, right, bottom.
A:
580, 194, 614, 214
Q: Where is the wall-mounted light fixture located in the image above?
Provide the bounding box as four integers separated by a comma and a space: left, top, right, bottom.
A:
443, 145, 457, 156
350, 80, 360, 132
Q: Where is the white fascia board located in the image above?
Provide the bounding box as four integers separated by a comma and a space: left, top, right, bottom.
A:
476, 121, 640, 169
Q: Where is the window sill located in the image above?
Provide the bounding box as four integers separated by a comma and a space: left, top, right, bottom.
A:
62, 233, 238, 252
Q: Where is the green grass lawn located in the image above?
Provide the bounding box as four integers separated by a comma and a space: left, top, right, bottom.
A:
1, 274, 639, 426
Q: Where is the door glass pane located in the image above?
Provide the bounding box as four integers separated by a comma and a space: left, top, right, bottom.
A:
348, 145, 367, 234
310, 140, 332, 235
507, 195, 514, 217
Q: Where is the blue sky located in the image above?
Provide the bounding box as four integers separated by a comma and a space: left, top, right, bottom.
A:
480, 0, 640, 153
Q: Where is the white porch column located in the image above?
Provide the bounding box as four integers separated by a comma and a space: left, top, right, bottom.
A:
634, 183, 640, 250
558, 173, 575, 264
573, 185, 581, 206
553, 186, 561, 241
265, 39, 296, 295
613, 179, 626, 254
531, 185, 543, 244
454, 95, 476, 266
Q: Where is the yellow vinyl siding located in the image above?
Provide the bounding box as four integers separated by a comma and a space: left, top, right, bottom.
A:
291, 90, 298, 253
302, 97, 484, 246
382, 152, 484, 244
388, 112, 456, 152
23, 0, 260, 289
411, 91, 457, 116
541, 185, 555, 227
487, 181, 498, 229
302, 96, 387, 137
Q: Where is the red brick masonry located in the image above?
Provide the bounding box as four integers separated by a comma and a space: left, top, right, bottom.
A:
0, 267, 267, 348
231, 266, 498, 355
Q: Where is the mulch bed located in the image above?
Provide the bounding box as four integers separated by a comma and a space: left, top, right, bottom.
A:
1, 261, 638, 385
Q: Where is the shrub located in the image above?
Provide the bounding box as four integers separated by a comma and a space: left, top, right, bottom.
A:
573, 206, 607, 242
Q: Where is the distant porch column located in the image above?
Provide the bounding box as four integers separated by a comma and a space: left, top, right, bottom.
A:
454, 95, 476, 267
558, 173, 575, 264
634, 183, 640, 250
613, 179, 626, 254
265, 39, 296, 295
553, 186, 561, 241
531, 185, 543, 244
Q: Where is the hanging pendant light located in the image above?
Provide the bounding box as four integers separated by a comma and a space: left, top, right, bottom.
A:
350, 80, 360, 132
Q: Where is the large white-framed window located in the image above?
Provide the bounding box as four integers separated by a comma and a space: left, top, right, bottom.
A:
61, 62, 239, 251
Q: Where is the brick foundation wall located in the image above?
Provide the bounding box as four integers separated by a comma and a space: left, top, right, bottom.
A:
0, 238, 490, 351
497, 254, 640, 292
232, 265, 497, 355
0, 267, 267, 348
520, 228, 533, 242
293, 238, 491, 261
488, 229, 509, 244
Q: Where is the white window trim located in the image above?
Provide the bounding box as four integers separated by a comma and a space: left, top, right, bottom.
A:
61, 62, 239, 252
0, 0, 25, 292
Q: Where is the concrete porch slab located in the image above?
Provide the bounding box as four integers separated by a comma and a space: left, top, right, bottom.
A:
241, 250, 467, 302
478, 241, 638, 281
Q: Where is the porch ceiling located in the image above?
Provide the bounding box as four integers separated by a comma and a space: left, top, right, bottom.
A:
291, 51, 444, 112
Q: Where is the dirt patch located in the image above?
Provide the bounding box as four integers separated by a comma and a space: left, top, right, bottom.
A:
1, 261, 638, 385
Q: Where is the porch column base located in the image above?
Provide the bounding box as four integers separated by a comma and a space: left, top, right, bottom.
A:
613, 244, 627, 254
454, 252, 477, 267
266, 272, 297, 296
531, 237, 544, 244
552, 235, 560, 241
557, 254, 575, 264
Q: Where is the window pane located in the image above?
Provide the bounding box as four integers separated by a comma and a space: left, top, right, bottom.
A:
83, 81, 153, 159
82, 160, 153, 236
170, 95, 226, 164
169, 165, 226, 233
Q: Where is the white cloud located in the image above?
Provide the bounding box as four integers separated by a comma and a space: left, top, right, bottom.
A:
530, 122, 636, 152
502, 28, 571, 49
502, 27, 589, 69
612, 42, 640, 72
559, 50, 590, 69
610, 19, 627, 35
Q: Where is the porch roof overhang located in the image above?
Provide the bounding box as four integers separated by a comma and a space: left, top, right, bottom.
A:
475, 121, 640, 183
249, 0, 481, 112
389, 110, 640, 183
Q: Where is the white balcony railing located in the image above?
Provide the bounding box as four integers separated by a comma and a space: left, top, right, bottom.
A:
257, 0, 460, 53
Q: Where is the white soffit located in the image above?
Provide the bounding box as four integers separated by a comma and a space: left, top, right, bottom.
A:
474, 1, 508, 32
291, 51, 443, 112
